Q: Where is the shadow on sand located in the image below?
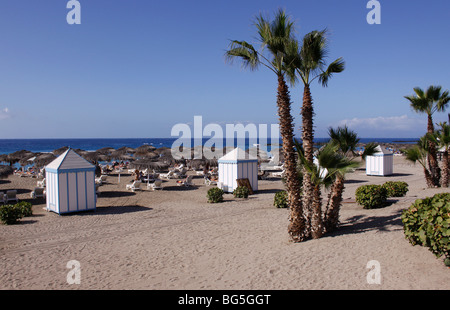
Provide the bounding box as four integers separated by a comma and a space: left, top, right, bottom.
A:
328, 209, 404, 238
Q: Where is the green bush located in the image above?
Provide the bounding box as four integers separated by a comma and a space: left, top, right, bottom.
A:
233, 186, 249, 198
274, 191, 289, 208
355, 185, 387, 209
0, 204, 24, 225
382, 181, 409, 197
401, 193, 450, 264
15, 201, 33, 217
207, 187, 224, 203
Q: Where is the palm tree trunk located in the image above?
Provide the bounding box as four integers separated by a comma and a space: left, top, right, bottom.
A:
324, 175, 345, 233
427, 114, 441, 186
311, 184, 323, 239
301, 84, 314, 236
277, 75, 307, 242
442, 150, 449, 187
424, 167, 434, 188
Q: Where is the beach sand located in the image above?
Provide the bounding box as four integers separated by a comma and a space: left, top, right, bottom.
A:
0, 156, 449, 290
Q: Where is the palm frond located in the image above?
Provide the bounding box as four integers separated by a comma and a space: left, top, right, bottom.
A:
225, 40, 259, 71
318, 57, 345, 87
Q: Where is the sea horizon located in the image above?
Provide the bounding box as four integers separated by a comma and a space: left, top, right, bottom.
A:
0, 137, 419, 155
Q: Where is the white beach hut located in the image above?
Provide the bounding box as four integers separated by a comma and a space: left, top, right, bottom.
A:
218, 148, 258, 193
45, 148, 96, 214
365, 145, 394, 176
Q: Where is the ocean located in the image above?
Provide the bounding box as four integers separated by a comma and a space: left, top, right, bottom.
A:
0, 137, 419, 155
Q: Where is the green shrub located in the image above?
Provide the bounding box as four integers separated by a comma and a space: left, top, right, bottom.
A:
355, 185, 387, 209
0, 204, 24, 225
401, 193, 450, 264
233, 186, 249, 198
382, 181, 409, 197
15, 201, 33, 217
207, 187, 224, 203
274, 191, 289, 208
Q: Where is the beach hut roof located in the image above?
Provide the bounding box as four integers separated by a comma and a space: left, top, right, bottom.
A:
219, 148, 257, 162
46, 148, 95, 171
373, 145, 393, 155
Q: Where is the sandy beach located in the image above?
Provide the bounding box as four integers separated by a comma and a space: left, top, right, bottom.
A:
0, 155, 449, 290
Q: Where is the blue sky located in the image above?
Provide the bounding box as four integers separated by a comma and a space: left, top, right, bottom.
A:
0, 0, 449, 139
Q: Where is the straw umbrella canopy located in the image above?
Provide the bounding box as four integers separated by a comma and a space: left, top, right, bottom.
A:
0, 165, 14, 178
110, 150, 134, 162
96, 147, 116, 155
6, 150, 36, 167
116, 146, 135, 155
82, 151, 110, 164
130, 159, 170, 171
52, 146, 70, 156
34, 153, 57, 168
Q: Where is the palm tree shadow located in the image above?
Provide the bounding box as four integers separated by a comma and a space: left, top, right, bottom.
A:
328, 209, 404, 237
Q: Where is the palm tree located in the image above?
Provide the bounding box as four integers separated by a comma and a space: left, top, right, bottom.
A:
285, 30, 345, 231
225, 9, 307, 242
296, 140, 358, 238
404, 86, 450, 186
428, 122, 450, 187
323, 126, 375, 232
404, 136, 434, 188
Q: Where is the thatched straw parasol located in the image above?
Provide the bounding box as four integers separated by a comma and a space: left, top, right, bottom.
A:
129, 159, 170, 171
110, 150, 134, 162
96, 147, 116, 155
34, 153, 57, 168
82, 151, 110, 164
116, 146, 135, 154
52, 146, 70, 156
5, 150, 36, 167
0, 165, 14, 178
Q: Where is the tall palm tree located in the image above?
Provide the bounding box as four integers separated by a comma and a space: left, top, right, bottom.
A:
428, 122, 450, 187
286, 30, 345, 231
404, 86, 450, 186
296, 140, 358, 238
225, 9, 307, 242
405, 136, 434, 188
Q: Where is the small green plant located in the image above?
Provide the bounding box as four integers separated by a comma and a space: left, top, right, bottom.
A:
401, 193, 450, 266
273, 191, 289, 208
0, 204, 24, 225
355, 184, 387, 209
382, 181, 409, 197
233, 186, 249, 198
15, 201, 33, 217
207, 187, 224, 203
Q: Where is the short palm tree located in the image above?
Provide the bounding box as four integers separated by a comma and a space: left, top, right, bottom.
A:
428, 122, 450, 187
225, 9, 307, 242
285, 30, 345, 230
405, 136, 434, 188
323, 126, 374, 232
404, 86, 450, 186
296, 140, 358, 239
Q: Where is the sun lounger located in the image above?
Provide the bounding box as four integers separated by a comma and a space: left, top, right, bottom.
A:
30, 187, 45, 199
126, 181, 142, 192
204, 175, 217, 186
5, 190, 18, 203
37, 178, 46, 187
160, 170, 175, 179
148, 179, 163, 190
177, 175, 193, 187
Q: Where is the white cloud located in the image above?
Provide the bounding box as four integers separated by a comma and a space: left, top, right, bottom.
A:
0, 107, 11, 120
337, 115, 425, 132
